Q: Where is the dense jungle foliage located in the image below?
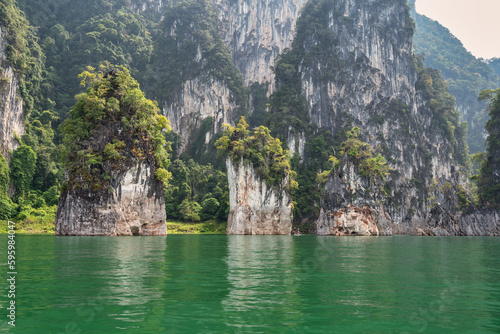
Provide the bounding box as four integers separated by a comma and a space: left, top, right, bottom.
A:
0, 0, 237, 227
414, 55, 469, 167
413, 12, 500, 154
0, 0, 498, 231
477, 89, 500, 208
148, 0, 248, 112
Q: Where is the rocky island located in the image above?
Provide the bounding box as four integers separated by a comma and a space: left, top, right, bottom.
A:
216, 117, 295, 234
55, 66, 171, 236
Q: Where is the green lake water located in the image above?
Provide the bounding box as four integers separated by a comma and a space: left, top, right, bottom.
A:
1, 235, 500, 333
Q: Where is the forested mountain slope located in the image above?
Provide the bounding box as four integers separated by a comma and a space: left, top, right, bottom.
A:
412, 9, 500, 153
0, 0, 497, 234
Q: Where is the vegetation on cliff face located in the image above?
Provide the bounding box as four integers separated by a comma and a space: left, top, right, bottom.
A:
318, 127, 391, 183
0, 0, 61, 228
148, 0, 248, 112
413, 12, 500, 153
1, 0, 497, 232
16, 0, 156, 123
414, 55, 469, 167
216, 117, 297, 191
265, 0, 353, 224
0, 0, 45, 115
60, 64, 171, 191
0, 154, 12, 220
265, 0, 414, 225
477, 89, 500, 207
267, 0, 343, 138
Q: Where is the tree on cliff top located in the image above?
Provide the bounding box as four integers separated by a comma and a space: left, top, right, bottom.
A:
478, 88, 500, 207
216, 117, 297, 191
60, 64, 172, 191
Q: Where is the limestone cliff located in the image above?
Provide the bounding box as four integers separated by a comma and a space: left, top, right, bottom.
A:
0, 26, 25, 161
306, 0, 500, 236
55, 68, 169, 236
215, 0, 306, 90
56, 161, 167, 236
154, 0, 306, 150
412, 10, 500, 154
317, 156, 391, 236
163, 77, 237, 152
152, 0, 245, 151
226, 158, 292, 235
264, 0, 497, 234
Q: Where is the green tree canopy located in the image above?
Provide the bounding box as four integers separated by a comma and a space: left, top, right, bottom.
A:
60, 64, 171, 191
478, 88, 500, 207
413, 13, 500, 153
179, 199, 202, 223
10, 145, 37, 198
216, 117, 297, 190
319, 127, 391, 182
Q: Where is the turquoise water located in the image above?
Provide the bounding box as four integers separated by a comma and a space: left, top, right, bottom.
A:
1, 235, 500, 333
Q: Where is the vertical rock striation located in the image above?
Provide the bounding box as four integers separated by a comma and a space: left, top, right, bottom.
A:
155, 0, 306, 151
268, 0, 498, 235
163, 77, 237, 151
317, 156, 391, 236
154, 0, 245, 151
0, 27, 25, 161
214, 0, 307, 90
226, 158, 292, 235
56, 161, 167, 236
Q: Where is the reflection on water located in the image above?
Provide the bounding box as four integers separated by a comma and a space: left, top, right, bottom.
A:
1, 235, 499, 333
223, 236, 304, 332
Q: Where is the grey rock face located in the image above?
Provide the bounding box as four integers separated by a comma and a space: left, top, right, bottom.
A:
311, 0, 499, 235
304, 0, 448, 228
160, 0, 306, 150
128, 0, 164, 13
0, 27, 25, 161
318, 156, 500, 236
416, 207, 500, 236
215, 0, 306, 90
317, 156, 392, 236
163, 77, 237, 152
298, 0, 444, 228
55, 161, 167, 236
226, 158, 292, 235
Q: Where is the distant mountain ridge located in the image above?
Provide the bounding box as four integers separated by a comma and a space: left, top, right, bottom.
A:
411, 8, 500, 153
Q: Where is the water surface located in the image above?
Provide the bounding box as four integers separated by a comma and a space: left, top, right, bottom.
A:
1, 235, 500, 333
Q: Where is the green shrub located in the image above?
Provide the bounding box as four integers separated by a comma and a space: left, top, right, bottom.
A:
60, 65, 172, 191
216, 117, 297, 190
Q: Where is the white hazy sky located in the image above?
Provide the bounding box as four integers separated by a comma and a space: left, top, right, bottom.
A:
416, 0, 500, 59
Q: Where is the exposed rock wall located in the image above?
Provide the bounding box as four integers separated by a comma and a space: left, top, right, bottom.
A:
0, 27, 25, 161
129, 0, 164, 13
158, 0, 306, 150
420, 209, 500, 236
215, 0, 306, 90
163, 77, 237, 151
282, 0, 467, 229
226, 158, 292, 235
317, 156, 500, 236
412, 10, 500, 154
317, 156, 391, 236
55, 161, 167, 236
